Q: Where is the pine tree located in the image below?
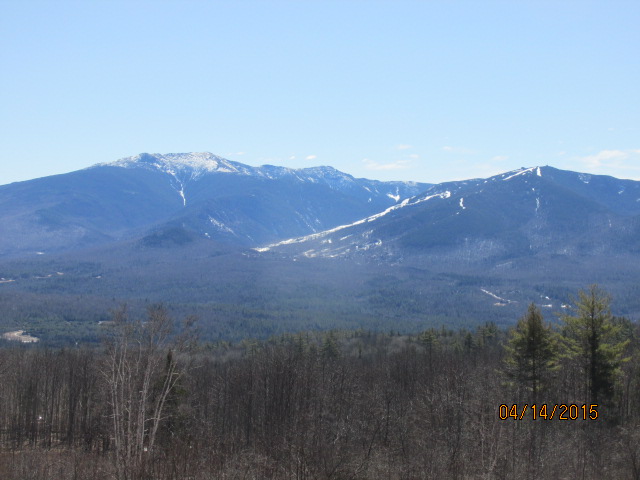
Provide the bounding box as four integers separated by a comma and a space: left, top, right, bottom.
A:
419, 328, 438, 369
561, 285, 629, 404
504, 303, 557, 402
321, 331, 340, 359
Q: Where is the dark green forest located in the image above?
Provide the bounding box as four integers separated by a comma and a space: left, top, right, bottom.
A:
1, 286, 640, 479
3, 243, 640, 347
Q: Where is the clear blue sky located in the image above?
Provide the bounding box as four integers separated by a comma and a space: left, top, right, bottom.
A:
1, 0, 639, 185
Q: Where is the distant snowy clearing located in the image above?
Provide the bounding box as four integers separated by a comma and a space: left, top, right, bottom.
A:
2, 330, 39, 343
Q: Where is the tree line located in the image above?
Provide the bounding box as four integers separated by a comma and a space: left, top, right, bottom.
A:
0, 285, 639, 479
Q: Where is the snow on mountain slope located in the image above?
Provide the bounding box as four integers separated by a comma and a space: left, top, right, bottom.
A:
100, 152, 426, 195
254, 166, 640, 262
0, 152, 431, 257
255, 190, 452, 252
100, 152, 248, 177
98, 152, 429, 208
98, 153, 254, 206
4, 159, 639, 260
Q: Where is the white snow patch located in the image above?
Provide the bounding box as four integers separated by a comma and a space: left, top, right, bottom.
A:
208, 216, 235, 234
495, 261, 512, 269
536, 167, 542, 176
2, 330, 39, 343
503, 167, 538, 181
536, 197, 540, 212
481, 288, 514, 305
459, 198, 466, 210
297, 213, 320, 232
165, 168, 187, 206
387, 193, 401, 202
356, 239, 383, 251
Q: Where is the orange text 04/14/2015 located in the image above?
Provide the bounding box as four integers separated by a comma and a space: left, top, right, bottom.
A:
498, 404, 599, 421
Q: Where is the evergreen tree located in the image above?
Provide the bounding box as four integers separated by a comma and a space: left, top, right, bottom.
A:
504, 303, 557, 401
419, 328, 438, 369
561, 285, 629, 404
321, 331, 340, 359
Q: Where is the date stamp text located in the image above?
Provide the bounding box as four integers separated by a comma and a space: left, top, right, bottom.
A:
498, 404, 599, 420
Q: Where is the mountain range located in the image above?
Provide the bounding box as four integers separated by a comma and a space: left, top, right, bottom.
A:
0, 152, 428, 257
1, 153, 639, 344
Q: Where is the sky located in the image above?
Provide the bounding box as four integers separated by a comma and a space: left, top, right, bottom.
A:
1, 0, 639, 186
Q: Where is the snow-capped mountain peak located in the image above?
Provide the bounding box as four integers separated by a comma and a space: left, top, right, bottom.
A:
101, 152, 248, 179
97, 153, 258, 206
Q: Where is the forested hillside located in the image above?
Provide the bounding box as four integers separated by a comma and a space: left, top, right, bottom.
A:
1, 286, 639, 479
3, 164, 640, 347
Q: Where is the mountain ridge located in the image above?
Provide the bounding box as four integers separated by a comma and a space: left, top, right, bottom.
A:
255, 165, 640, 263
0, 152, 430, 257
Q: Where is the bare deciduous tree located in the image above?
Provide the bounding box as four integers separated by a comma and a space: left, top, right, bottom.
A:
102, 305, 194, 480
